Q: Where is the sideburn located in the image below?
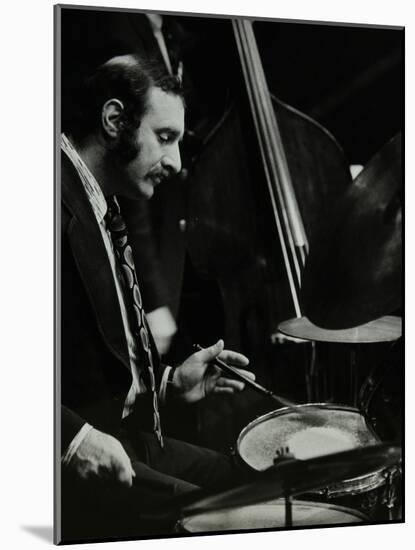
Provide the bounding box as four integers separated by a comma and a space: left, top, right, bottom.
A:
106, 120, 141, 165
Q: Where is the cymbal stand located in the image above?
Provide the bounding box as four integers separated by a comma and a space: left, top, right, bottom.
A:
350, 346, 359, 407
274, 447, 295, 528
306, 341, 318, 401
284, 491, 293, 527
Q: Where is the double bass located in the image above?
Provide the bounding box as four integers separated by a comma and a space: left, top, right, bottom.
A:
183, 18, 352, 448
187, 18, 351, 353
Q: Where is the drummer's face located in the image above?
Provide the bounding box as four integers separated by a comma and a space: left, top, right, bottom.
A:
115, 87, 185, 200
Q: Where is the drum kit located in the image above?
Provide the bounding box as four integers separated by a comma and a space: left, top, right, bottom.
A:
178, 444, 400, 532
177, 133, 403, 533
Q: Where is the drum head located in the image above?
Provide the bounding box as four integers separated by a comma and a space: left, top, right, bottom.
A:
238, 404, 379, 471
179, 500, 367, 533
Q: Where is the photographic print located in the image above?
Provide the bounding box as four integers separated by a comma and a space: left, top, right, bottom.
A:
54, 4, 403, 544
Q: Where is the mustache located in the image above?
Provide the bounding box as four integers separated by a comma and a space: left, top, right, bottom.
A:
148, 168, 172, 182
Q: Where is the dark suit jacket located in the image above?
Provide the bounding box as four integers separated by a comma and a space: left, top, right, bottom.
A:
60, 152, 166, 451
61, 10, 204, 320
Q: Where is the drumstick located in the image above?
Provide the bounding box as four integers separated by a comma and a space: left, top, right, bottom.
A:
194, 344, 300, 409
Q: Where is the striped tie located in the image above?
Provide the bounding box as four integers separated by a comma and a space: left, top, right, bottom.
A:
105, 196, 164, 448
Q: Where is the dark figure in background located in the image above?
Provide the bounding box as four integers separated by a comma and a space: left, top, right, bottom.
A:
59, 55, 255, 542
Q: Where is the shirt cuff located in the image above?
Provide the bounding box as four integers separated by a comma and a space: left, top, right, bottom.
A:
61, 423, 94, 466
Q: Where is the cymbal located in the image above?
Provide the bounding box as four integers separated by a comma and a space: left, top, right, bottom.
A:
278, 315, 401, 343
182, 444, 400, 515
301, 133, 402, 329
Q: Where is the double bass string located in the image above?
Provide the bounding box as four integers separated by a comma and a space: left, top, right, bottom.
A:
232, 19, 308, 316
233, 19, 318, 401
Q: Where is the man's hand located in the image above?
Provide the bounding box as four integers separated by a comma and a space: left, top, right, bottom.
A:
173, 340, 255, 403
68, 428, 136, 488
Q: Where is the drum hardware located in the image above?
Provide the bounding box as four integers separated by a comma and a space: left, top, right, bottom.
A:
350, 348, 358, 407
277, 316, 401, 404
262, 134, 403, 524
176, 500, 369, 533
274, 447, 296, 527
357, 339, 402, 443
276, 317, 402, 344
236, 404, 400, 519
308, 341, 318, 402
284, 492, 293, 527
274, 446, 295, 464
175, 444, 399, 533
381, 465, 401, 520
194, 131, 403, 529
181, 443, 400, 515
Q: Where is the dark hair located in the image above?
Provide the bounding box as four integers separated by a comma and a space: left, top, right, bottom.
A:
63, 54, 184, 143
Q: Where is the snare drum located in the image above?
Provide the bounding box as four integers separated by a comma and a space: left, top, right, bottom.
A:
237, 404, 390, 517
177, 499, 367, 533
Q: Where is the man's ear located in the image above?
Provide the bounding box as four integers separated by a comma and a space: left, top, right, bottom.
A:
101, 99, 125, 138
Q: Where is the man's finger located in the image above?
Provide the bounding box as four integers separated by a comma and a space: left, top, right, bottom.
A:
113, 453, 134, 488
195, 340, 224, 362
117, 467, 134, 488
216, 377, 245, 392
212, 386, 235, 395
207, 364, 222, 379
230, 367, 256, 381
219, 349, 249, 367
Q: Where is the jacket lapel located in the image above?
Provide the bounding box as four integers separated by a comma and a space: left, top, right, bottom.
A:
61, 153, 130, 370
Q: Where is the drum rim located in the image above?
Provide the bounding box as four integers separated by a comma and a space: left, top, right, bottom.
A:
236, 403, 386, 495
179, 498, 369, 531
237, 402, 379, 459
